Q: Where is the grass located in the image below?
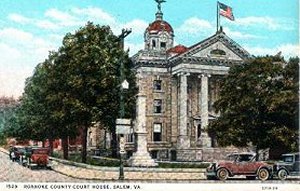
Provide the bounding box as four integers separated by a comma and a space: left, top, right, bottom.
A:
52, 151, 209, 168
158, 162, 210, 168
52, 151, 121, 167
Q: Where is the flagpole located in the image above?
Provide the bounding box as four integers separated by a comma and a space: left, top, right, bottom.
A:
216, 1, 220, 32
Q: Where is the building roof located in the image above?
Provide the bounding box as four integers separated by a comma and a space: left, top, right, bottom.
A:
182, 30, 251, 59
167, 44, 189, 54
146, 20, 174, 34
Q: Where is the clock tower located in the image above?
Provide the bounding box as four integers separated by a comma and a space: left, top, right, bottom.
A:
144, 0, 174, 52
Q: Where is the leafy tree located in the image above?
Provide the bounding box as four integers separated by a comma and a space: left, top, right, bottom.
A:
57, 22, 137, 162
208, 56, 299, 157
0, 97, 19, 145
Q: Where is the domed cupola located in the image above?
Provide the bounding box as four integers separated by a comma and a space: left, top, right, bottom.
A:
144, 0, 174, 52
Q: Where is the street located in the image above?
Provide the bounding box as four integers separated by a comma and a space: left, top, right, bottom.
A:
1, 151, 299, 184
0, 151, 85, 182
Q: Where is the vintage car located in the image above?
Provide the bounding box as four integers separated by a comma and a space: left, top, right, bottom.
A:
9, 146, 25, 162
273, 153, 300, 180
206, 152, 273, 181
24, 147, 50, 169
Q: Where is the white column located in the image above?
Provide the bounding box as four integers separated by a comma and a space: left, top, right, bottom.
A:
199, 74, 211, 147
177, 72, 190, 149
201, 74, 209, 129
128, 94, 157, 167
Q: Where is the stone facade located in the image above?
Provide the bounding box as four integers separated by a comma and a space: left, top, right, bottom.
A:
128, 3, 252, 162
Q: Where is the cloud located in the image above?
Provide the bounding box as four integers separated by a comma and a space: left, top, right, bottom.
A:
0, 28, 57, 97
8, 13, 31, 24
223, 27, 263, 40
72, 7, 116, 25
245, 44, 300, 58
234, 16, 296, 31
177, 17, 214, 35
122, 19, 148, 36
45, 9, 76, 22
125, 42, 144, 56
35, 20, 60, 30
0, 28, 33, 43
0, 42, 33, 98
45, 8, 83, 27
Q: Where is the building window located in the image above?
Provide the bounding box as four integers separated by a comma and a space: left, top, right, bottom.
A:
210, 49, 226, 56
160, 42, 166, 49
152, 40, 156, 47
153, 80, 162, 91
153, 123, 162, 142
151, 150, 158, 159
197, 124, 201, 138
127, 128, 134, 143
153, 99, 162, 113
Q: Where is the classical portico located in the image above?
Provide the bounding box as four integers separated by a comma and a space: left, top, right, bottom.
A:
171, 57, 231, 150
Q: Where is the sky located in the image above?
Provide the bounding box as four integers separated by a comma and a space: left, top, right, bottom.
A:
0, 0, 299, 98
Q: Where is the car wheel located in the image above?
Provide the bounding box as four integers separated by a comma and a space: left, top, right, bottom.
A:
277, 169, 288, 180
258, 168, 269, 181
217, 168, 229, 180
246, 176, 256, 180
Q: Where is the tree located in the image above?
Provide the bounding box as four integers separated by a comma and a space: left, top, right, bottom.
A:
0, 97, 19, 145
208, 56, 299, 157
57, 22, 137, 162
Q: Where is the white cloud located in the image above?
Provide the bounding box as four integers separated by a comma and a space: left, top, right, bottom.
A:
0, 28, 57, 97
122, 19, 148, 36
245, 44, 300, 58
8, 13, 31, 24
0, 28, 33, 45
223, 27, 262, 40
35, 20, 60, 30
72, 7, 116, 25
125, 42, 144, 56
45, 8, 76, 22
234, 16, 295, 31
177, 17, 213, 35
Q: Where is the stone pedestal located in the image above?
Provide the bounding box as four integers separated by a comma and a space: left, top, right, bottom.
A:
128, 95, 157, 167
198, 133, 212, 147
128, 132, 157, 167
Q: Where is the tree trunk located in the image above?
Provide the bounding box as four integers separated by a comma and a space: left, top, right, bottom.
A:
111, 128, 118, 158
49, 137, 54, 156
62, 137, 68, 160
255, 146, 259, 161
81, 126, 88, 163
42, 140, 45, 148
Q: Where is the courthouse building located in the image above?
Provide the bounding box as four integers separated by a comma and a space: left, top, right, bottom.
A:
127, 3, 251, 162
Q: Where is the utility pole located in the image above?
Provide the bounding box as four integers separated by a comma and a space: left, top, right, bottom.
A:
117, 28, 131, 180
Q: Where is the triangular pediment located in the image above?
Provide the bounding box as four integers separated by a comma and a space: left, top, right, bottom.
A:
181, 31, 250, 61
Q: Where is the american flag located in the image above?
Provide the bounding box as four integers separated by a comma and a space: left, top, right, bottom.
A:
219, 2, 235, 21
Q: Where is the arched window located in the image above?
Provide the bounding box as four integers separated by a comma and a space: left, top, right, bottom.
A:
152, 39, 156, 47
210, 49, 226, 56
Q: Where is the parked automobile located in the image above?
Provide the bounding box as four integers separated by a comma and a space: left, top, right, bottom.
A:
273, 153, 300, 180
24, 147, 50, 169
9, 146, 25, 162
18, 146, 33, 166
206, 152, 273, 181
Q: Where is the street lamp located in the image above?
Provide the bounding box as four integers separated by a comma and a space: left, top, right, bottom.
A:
116, 28, 131, 180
